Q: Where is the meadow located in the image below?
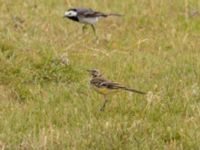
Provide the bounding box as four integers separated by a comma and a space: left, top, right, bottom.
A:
0, 0, 200, 149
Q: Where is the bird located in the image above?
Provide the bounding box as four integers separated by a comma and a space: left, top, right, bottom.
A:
63, 8, 121, 35
87, 69, 146, 111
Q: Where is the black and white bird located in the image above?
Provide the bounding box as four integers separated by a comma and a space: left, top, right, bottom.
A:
63, 8, 121, 34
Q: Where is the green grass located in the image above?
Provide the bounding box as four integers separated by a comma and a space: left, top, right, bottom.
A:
0, 0, 200, 149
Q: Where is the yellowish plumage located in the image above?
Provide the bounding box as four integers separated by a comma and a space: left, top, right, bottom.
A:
87, 69, 145, 111
91, 84, 118, 95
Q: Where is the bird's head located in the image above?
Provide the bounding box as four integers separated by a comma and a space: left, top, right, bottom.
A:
87, 69, 102, 78
64, 8, 78, 18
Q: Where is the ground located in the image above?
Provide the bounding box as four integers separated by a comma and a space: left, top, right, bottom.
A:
0, 0, 200, 149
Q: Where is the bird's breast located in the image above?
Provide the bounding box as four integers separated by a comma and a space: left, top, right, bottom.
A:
78, 16, 99, 24
91, 84, 118, 95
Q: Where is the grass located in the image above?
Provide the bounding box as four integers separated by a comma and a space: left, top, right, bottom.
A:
0, 0, 200, 149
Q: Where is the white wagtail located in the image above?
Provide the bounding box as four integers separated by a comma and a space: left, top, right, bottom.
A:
63, 8, 121, 34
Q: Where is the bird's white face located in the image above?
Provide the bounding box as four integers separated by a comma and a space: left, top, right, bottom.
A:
64, 10, 77, 17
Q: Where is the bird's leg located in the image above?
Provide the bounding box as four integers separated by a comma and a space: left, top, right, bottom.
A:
91, 24, 99, 42
82, 24, 87, 33
100, 95, 108, 111
91, 24, 96, 36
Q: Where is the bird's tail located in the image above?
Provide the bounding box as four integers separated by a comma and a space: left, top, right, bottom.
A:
107, 13, 122, 17
122, 87, 146, 94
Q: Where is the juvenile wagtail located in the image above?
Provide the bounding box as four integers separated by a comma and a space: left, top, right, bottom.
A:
87, 69, 146, 111
63, 8, 121, 34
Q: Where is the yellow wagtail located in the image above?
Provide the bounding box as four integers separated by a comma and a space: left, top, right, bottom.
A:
87, 69, 146, 111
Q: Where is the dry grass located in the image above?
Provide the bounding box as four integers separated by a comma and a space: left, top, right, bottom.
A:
0, 0, 200, 149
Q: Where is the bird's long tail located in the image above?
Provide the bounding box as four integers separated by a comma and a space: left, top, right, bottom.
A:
122, 87, 146, 94
107, 13, 122, 17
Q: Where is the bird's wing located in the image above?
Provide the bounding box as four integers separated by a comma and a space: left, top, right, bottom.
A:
77, 8, 107, 17
100, 81, 124, 89
90, 77, 108, 88
90, 77, 146, 94
100, 81, 146, 94
85, 11, 107, 17
91, 77, 123, 89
